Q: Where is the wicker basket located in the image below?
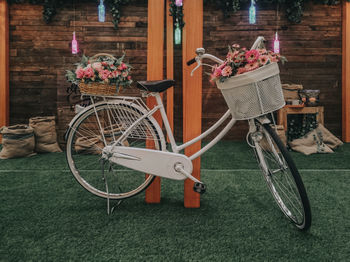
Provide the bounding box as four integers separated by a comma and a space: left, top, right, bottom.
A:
79, 82, 120, 96
216, 62, 285, 120
78, 53, 120, 96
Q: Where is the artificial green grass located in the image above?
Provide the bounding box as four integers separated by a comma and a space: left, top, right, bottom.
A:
0, 142, 349, 261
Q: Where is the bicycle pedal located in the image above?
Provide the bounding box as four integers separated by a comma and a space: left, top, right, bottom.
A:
193, 182, 206, 194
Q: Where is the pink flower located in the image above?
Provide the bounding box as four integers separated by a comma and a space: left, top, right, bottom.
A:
213, 68, 222, 78
117, 63, 128, 71
99, 69, 110, 80
234, 52, 246, 64
101, 62, 108, 67
226, 51, 239, 62
245, 49, 260, 64
244, 62, 259, 72
218, 62, 227, 70
122, 71, 128, 78
221, 66, 232, 77
269, 55, 278, 63
258, 48, 267, 55
127, 75, 132, 80
232, 44, 240, 49
92, 62, 103, 71
84, 67, 95, 78
258, 55, 270, 66
236, 67, 247, 75
111, 70, 120, 78
210, 65, 223, 80
75, 67, 84, 79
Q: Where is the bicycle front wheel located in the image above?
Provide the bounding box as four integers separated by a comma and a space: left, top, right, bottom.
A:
251, 121, 311, 230
66, 101, 165, 200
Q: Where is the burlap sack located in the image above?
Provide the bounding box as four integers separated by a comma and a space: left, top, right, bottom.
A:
282, 84, 303, 101
74, 135, 128, 155
0, 125, 36, 159
289, 127, 333, 155
317, 124, 343, 149
29, 116, 62, 153
75, 136, 105, 155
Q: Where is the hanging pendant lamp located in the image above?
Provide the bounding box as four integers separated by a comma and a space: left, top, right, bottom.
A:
249, 0, 256, 24
98, 0, 105, 22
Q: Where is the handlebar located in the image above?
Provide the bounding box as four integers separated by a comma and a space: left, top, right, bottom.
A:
187, 57, 197, 66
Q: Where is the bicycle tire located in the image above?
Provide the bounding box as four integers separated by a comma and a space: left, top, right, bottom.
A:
252, 121, 311, 231
66, 101, 165, 200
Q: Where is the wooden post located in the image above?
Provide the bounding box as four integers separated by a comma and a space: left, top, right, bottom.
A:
145, 0, 164, 203
0, 0, 9, 143
343, 0, 350, 142
182, 0, 203, 208
166, 0, 174, 140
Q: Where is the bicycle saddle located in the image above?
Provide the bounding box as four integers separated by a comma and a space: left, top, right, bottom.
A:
136, 79, 175, 93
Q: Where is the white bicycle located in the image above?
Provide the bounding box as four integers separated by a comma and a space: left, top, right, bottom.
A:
65, 37, 311, 230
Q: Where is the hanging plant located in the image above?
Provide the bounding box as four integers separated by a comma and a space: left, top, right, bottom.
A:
105, 0, 130, 29
169, 0, 185, 29
42, 0, 59, 23
204, 0, 241, 18
7, 0, 61, 24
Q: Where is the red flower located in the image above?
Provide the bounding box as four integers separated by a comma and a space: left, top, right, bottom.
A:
245, 49, 260, 64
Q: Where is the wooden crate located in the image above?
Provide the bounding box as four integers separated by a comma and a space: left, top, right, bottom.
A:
277, 106, 324, 131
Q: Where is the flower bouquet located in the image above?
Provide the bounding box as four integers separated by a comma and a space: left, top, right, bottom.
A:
66, 53, 132, 95
210, 44, 287, 83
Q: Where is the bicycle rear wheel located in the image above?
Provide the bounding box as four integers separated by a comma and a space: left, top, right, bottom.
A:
66, 101, 165, 200
251, 121, 311, 230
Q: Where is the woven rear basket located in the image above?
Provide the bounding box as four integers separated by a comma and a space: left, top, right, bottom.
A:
216, 62, 285, 120
79, 82, 119, 96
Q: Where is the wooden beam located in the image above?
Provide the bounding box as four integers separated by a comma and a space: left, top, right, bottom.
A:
145, 0, 164, 203
166, 0, 174, 141
182, 0, 203, 208
0, 0, 9, 143
343, 0, 350, 142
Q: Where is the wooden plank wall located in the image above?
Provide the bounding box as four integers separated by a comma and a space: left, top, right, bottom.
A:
7, 1, 343, 142
202, 2, 342, 140
8, 1, 148, 146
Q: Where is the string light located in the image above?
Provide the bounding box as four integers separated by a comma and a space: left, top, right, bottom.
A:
98, 0, 105, 22
249, 0, 256, 24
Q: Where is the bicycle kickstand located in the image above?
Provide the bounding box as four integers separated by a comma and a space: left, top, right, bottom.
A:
174, 163, 206, 194
100, 159, 122, 215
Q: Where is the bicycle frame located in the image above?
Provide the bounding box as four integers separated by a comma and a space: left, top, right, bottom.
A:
151, 93, 236, 160
95, 93, 237, 161
88, 36, 269, 161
